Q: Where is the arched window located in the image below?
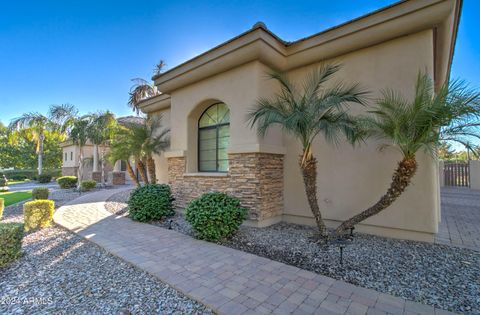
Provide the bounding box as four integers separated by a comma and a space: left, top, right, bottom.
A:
198, 103, 230, 172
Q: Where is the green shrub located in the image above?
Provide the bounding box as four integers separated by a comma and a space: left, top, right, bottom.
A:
185, 192, 247, 241
0, 223, 24, 268
32, 188, 49, 200
128, 184, 174, 222
57, 176, 77, 189
80, 180, 97, 191
23, 200, 55, 232
0, 198, 4, 220
0, 177, 7, 187
0, 169, 36, 181
37, 174, 52, 183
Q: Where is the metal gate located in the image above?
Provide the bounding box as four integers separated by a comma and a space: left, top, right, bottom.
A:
444, 162, 470, 187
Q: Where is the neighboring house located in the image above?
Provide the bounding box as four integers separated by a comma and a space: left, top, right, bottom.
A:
60, 140, 114, 181
60, 116, 143, 183
137, 0, 461, 242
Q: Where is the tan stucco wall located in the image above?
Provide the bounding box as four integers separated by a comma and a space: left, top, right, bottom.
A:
150, 109, 171, 184
154, 29, 440, 241
282, 30, 439, 241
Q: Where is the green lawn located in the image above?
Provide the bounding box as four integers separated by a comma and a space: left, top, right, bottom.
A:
0, 191, 32, 206
7, 179, 31, 185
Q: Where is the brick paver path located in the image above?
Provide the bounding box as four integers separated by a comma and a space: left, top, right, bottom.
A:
54, 189, 456, 315
436, 187, 480, 251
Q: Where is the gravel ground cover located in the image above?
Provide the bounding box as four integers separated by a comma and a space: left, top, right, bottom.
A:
106, 190, 480, 314
0, 189, 213, 315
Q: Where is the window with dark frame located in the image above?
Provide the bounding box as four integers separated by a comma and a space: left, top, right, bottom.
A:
64, 152, 67, 161
70, 151, 73, 161
198, 103, 230, 172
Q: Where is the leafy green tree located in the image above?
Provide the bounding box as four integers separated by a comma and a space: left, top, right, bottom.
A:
248, 64, 368, 236
335, 73, 480, 235
8, 113, 57, 175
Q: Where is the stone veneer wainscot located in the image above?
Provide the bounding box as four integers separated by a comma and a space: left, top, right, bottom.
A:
168, 153, 284, 223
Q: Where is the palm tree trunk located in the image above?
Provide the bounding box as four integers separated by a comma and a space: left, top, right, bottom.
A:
37, 134, 44, 175
126, 161, 140, 187
136, 159, 149, 184
77, 146, 84, 189
147, 155, 156, 184
335, 157, 418, 235
299, 155, 327, 236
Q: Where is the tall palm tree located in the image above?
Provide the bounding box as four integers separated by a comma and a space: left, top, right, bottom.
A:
86, 111, 117, 186
248, 64, 368, 236
335, 73, 480, 235
128, 78, 160, 114
9, 112, 55, 175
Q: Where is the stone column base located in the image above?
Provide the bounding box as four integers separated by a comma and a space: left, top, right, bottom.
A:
112, 172, 126, 185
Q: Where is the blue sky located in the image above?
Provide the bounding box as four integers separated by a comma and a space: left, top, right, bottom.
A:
0, 0, 478, 126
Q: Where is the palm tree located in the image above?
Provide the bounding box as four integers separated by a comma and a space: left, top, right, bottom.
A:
130, 115, 170, 183
248, 64, 368, 236
108, 125, 141, 187
86, 111, 117, 186
9, 112, 55, 175
153, 60, 166, 76
335, 73, 480, 235
128, 78, 160, 114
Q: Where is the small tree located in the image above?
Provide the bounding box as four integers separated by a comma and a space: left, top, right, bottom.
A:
335, 73, 480, 235
86, 111, 117, 187
108, 125, 140, 187
248, 64, 368, 236
8, 113, 55, 175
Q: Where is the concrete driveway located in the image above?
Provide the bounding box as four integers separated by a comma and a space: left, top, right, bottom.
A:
436, 187, 480, 251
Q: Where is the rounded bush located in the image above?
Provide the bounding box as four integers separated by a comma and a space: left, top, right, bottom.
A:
23, 200, 55, 232
80, 180, 97, 192
128, 184, 174, 222
37, 174, 52, 183
185, 192, 247, 241
32, 187, 49, 200
57, 176, 77, 189
0, 223, 24, 268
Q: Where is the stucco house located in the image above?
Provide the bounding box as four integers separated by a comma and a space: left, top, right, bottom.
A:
60, 116, 144, 184
137, 0, 461, 242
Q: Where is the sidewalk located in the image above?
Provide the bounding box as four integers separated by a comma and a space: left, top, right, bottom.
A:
54, 190, 456, 315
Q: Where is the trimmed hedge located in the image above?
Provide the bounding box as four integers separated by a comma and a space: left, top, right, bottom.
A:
23, 200, 55, 232
185, 192, 247, 241
57, 176, 77, 189
80, 180, 97, 192
0, 169, 61, 181
128, 184, 174, 222
38, 174, 52, 183
32, 188, 49, 200
0, 223, 24, 268
0, 198, 4, 220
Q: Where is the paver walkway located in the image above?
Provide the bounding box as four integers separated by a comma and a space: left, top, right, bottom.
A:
436, 187, 480, 251
54, 189, 456, 315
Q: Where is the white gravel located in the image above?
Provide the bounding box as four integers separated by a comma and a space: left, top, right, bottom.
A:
0, 189, 213, 315
106, 189, 480, 315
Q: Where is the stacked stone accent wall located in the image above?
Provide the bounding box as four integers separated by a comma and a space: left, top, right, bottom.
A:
167, 153, 284, 221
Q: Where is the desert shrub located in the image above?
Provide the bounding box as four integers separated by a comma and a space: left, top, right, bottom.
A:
0, 198, 4, 220
57, 176, 77, 189
23, 200, 55, 232
37, 174, 52, 183
128, 184, 174, 222
185, 192, 247, 241
32, 188, 49, 200
80, 180, 97, 191
0, 223, 24, 268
